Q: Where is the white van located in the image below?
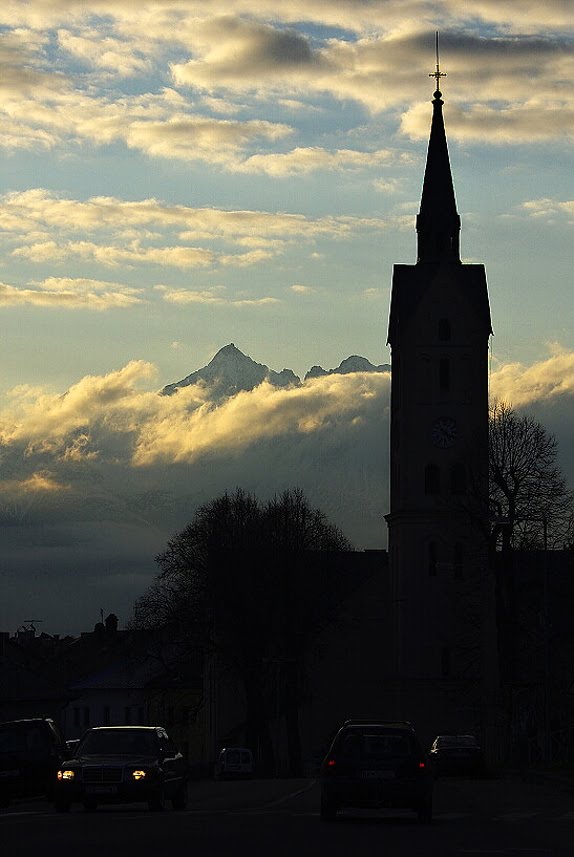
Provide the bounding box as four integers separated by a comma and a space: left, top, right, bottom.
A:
214, 747, 255, 780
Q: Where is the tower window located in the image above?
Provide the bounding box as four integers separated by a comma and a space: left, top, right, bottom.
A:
428, 541, 437, 576
438, 318, 451, 341
453, 542, 464, 579
424, 464, 440, 495
439, 358, 450, 391
450, 463, 466, 495
441, 647, 451, 677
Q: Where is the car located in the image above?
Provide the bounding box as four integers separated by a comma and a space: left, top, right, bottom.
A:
214, 747, 255, 780
429, 734, 483, 777
0, 718, 68, 807
320, 720, 433, 823
53, 726, 188, 812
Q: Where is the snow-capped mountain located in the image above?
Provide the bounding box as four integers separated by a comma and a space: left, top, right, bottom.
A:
162, 343, 300, 397
162, 344, 390, 397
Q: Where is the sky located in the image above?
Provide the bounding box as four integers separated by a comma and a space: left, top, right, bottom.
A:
1, 0, 574, 634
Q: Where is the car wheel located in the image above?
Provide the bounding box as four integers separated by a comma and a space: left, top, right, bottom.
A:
55, 800, 70, 813
171, 781, 188, 810
148, 787, 166, 812
320, 797, 338, 822
417, 796, 433, 824
83, 798, 98, 812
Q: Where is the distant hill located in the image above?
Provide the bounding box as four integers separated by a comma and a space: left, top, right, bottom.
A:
162, 344, 390, 397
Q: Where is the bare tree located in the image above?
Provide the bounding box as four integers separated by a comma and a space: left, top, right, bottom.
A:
489, 401, 573, 551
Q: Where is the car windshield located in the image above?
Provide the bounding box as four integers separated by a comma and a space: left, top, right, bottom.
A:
339, 729, 416, 760
78, 730, 158, 756
438, 736, 478, 747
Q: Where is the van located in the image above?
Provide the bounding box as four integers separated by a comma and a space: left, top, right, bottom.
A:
214, 747, 255, 780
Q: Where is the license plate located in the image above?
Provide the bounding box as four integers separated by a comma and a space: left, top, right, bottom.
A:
360, 771, 395, 780
85, 785, 118, 794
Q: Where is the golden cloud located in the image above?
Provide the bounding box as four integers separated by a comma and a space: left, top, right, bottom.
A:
490, 346, 574, 408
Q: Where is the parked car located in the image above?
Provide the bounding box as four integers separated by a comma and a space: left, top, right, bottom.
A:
0, 718, 69, 807
320, 720, 433, 823
429, 734, 483, 777
214, 747, 254, 780
53, 726, 188, 812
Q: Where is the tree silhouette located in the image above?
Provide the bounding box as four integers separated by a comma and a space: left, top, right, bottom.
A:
489, 401, 573, 551
131, 488, 352, 774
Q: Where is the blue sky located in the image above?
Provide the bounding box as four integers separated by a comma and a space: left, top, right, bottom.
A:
1, 1, 574, 632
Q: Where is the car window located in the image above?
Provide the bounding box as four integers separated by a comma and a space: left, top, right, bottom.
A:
78, 730, 158, 755
240, 751, 251, 765
339, 730, 415, 760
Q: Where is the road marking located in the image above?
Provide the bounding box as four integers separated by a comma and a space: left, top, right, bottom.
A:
262, 779, 317, 808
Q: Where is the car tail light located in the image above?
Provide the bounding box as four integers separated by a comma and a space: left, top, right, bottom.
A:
323, 758, 337, 774
418, 761, 426, 769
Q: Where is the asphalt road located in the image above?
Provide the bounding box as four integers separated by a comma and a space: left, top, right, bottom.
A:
2, 774, 574, 857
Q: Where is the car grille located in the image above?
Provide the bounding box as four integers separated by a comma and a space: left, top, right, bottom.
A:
82, 766, 123, 784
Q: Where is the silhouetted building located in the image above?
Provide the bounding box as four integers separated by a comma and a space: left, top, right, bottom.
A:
385, 77, 495, 747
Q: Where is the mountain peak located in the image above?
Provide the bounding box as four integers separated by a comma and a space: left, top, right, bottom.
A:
162, 344, 301, 397
162, 345, 390, 398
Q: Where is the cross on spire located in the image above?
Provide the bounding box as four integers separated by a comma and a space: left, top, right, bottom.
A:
429, 31, 446, 94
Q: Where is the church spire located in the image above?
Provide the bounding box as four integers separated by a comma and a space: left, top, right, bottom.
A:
416, 34, 460, 264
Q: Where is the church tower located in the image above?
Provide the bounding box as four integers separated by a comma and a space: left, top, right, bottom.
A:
386, 59, 493, 736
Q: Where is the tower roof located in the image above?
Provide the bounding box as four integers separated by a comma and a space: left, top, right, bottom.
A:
416, 87, 461, 263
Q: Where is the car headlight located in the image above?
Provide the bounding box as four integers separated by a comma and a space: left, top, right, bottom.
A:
132, 770, 146, 780
57, 770, 76, 780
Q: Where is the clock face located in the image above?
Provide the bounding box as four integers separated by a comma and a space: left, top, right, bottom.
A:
431, 417, 457, 448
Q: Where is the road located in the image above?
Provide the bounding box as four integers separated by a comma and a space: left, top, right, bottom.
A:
2, 774, 574, 857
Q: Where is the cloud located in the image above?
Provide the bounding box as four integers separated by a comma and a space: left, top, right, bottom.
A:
156, 285, 280, 306
0, 364, 388, 465
1, 11, 573, 165
3, 341, 574, 631
57, 29, 152, 76
290, 284, 315, 295
490, 346, 574, 408
521, 197, 574, 224
0, 190, 388, 277
234, 147, 413, 177
0, 472, 70, 494
0, 279, 143, 309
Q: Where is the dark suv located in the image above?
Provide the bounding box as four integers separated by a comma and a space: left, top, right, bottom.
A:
0, 718, 68, 807
53, 726, 188, 812
320, 720, 433, 823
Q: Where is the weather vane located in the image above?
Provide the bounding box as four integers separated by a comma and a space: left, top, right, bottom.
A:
429, 31, 446, 92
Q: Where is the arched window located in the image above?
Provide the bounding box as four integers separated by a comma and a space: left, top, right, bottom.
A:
438, 318, 451, 341
453, 542, 464, 579
424, 464, 440, 495
439, 358, 450, 391
450, 463, 466, 495
428, 541, 437, 576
